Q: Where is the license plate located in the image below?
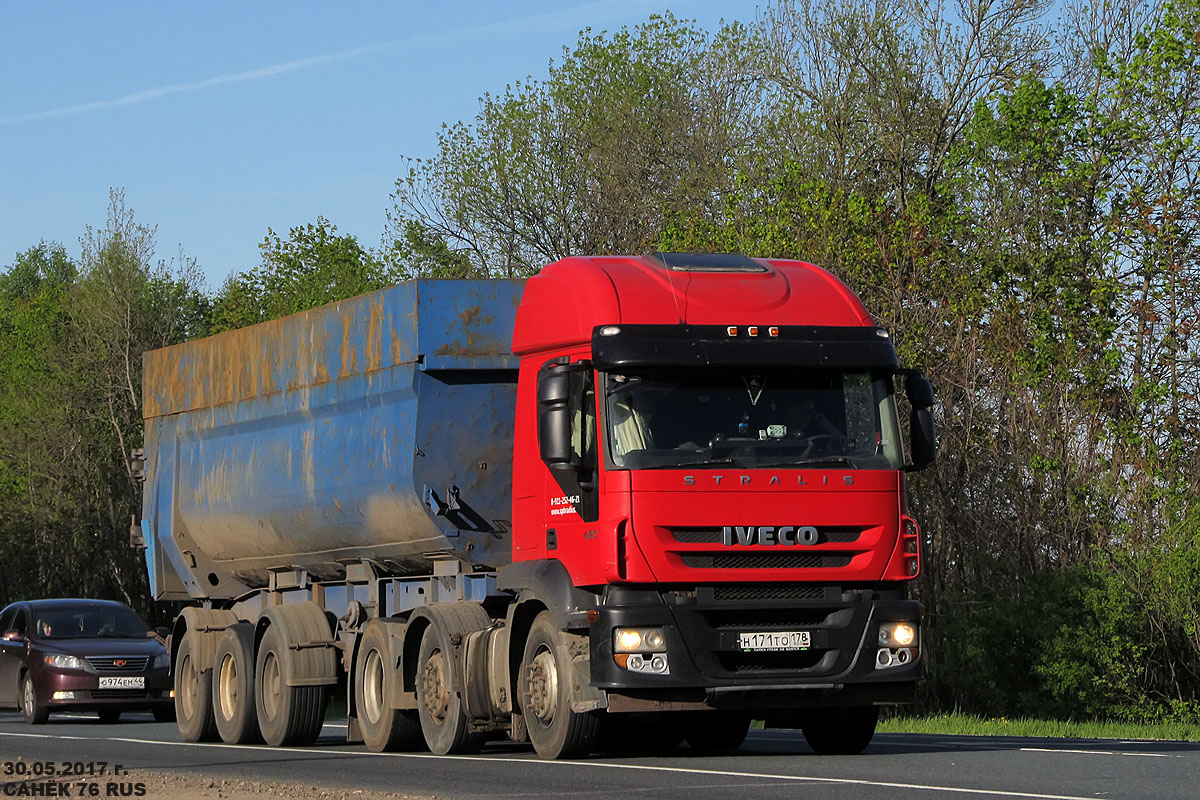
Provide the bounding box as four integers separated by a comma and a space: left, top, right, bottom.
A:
738, 631, 811, 651
98, 676, 144, 689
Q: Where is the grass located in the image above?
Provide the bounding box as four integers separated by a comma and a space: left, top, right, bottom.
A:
876, 712, 1200, 742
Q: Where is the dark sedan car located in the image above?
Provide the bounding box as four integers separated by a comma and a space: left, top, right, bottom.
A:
0, 598, 173, 724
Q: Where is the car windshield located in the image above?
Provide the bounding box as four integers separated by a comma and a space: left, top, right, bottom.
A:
604, 367, 902, 470
33, 605, 149, 640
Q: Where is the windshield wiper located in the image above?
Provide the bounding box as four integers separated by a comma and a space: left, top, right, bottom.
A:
753, 456, 861, 469
645, 458, 741, 470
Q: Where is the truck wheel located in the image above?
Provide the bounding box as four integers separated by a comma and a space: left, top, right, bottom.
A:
212, 623, 261, 744
801, 706, 878, 755
416, 621, 484, 755
355, 621, 424, 752
21, 673, 48, 725
519, 611, 599, 759
685, 713, 751, 754
255, 624, 326, 746
175, 633, 218, 741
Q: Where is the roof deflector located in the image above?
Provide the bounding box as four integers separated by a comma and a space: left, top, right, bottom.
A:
648, 252, 768, 273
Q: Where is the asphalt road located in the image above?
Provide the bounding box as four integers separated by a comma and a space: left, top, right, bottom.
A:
2, 710, 1197, 799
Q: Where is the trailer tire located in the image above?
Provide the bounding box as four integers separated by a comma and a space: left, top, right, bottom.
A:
801, 706, 878, 755
255, 624, 326, 747
684, 713, 751, 754
519, 611, 599, 759
212, 623, 261, 744
356, 621, 424, 752
175, 633, 218, 742
415, 620, 484, 755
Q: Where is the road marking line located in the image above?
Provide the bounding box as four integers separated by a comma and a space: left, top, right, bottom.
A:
1020, 747, 1179, 759
0, 730, 1105, 799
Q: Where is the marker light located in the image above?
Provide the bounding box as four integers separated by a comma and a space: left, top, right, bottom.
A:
598, 325, 622, 336
727, 326, 738, 336
748, 326, 759, 337
768, 326, 780, 337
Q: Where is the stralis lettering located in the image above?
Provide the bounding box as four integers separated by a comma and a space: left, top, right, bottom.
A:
684, 475, 854, 486
722, 525, 820, 546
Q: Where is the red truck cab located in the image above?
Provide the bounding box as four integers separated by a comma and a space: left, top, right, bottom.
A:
503, 253, 935, 753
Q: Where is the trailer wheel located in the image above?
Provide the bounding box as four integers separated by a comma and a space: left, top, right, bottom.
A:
415, 621, 484, 755
212, 623, 261, 744
255, 624, 326, 746
519, 611, 599, 759
356, 621, 424, 752
174, 633, 217, 741
685, 713, 751, 754
801, 706, 878, 755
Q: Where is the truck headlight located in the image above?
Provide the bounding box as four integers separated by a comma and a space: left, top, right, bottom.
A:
878, 622, 916, 647
614, 627, 666, 653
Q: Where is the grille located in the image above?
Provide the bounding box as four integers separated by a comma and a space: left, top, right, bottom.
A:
91, 689, 153, 699
682, 553, 852, 569
712, 585, 827, 601
718, 650, 827, 673
702, 609, 833, 629
669, 527, 863, 544
85, 656, 149, 673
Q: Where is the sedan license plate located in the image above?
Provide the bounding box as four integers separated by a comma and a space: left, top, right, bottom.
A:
738, 631, 811, 652
98, 676, 144, 689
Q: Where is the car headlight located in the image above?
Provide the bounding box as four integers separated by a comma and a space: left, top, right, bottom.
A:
614, 627, 666, 653
152, 652, 170, 670
44, 653, 92, 672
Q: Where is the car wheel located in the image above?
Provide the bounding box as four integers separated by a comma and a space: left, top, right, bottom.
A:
21, 673, 48, 725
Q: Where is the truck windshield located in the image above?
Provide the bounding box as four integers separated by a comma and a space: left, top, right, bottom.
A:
604, 367, 902, 470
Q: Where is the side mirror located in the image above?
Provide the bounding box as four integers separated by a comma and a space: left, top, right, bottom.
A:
2, 629, 24, 643
537, 364, 575, 468
903, 373, 936, 471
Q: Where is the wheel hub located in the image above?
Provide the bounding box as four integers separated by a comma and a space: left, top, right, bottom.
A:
525, 648, 558, 724
421, 650, 450, 724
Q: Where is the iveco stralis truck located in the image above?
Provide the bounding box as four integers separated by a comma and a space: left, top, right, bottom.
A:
133, 252, 935, 759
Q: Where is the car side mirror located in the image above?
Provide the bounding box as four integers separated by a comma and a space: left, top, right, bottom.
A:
148, 626, 169, 640
2, 629, 24, 643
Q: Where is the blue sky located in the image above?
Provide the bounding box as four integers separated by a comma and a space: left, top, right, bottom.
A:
1, 1, 764, 289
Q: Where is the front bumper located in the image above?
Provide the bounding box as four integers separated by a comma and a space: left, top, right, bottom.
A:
35, 666, 172, 711
589, 584, 921, 712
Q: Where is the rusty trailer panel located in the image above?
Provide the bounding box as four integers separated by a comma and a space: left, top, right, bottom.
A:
140, 280, 524, 601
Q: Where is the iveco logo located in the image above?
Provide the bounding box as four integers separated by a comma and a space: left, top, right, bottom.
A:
722, 526, 820, 546
113, 659, 127, 667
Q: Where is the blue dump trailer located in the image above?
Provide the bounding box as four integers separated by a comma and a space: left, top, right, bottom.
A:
138, 280, 524, 602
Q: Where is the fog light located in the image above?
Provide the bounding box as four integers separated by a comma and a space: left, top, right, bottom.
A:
876, 649, 893, 668
52, 691, 79, 701
649, 655, 667, 672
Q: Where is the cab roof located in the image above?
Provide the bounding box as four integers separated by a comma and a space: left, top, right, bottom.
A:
512, 254, 875, 356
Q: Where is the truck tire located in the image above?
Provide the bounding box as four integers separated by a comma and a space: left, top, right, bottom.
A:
801, 706, 878, 755
519, 611, 599, 759
415, 620, 484, 755
21, 673, 48, 725
685, 713, 751, 754
255, 624, 326, 746
175, 633, 218, 741
212, 623, 261, 744
355, 621, 424, 752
